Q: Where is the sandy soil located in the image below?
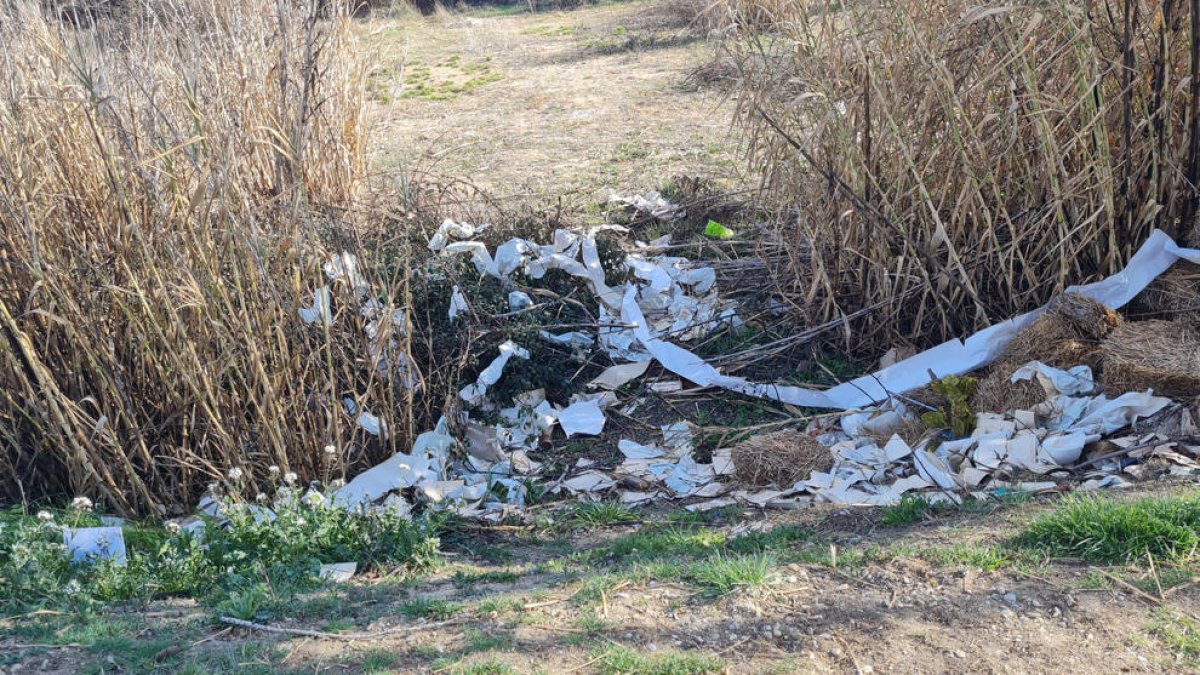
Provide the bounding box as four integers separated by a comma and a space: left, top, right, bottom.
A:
363, 0, 748, 202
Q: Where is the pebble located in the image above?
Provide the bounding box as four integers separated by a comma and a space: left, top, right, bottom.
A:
953, 650, 966, 659
829, 647, 844, 658
1002, 593, 1018, 605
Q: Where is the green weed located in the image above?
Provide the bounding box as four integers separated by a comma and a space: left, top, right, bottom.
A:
1017, 493, 1200, 563
688, 552, 776, 596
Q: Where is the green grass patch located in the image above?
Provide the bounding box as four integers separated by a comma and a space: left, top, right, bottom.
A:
879, 495, 938, 527
398, 597, 462, 620
689, 552, 777, 596
452, 568, 521, 588
592, 645, 724, 674
1017, 493, 1200, 563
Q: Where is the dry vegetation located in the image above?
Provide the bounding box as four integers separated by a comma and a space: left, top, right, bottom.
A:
0, 0, 418, 515
715, 0, 1200, 351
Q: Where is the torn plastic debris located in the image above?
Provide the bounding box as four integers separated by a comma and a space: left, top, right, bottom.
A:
332, 417, 454, 507
64, 527, 127, 565
589, 360, 652, 390
323, 252, 368, 297
610, 191, 685, 222
557, 399, 607, 437
509, 291, 533, 311
429, 219, 482, 252
298, 286, 332, 326
449, 285, 470, 321
460, 341, 530, 407
319, 562, 357, 582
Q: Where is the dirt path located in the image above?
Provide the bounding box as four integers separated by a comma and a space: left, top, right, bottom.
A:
364, 1, 747, 202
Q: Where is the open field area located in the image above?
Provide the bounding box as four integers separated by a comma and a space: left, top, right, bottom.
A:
365, 0, 747, 200
3, 0, 1200, 673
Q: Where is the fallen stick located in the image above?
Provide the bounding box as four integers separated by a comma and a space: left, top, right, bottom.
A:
217, 615, 469, 641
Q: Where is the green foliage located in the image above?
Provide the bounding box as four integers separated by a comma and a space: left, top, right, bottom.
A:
879, 495, 936, 527
0, 491, 441, 613
567, 502, 638, 528
1017, 493, 1200, 563
920, 374, 978, 438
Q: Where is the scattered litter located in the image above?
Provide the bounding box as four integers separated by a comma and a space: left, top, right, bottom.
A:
327, 227, 1200, 519
704, 220, 735, 240
460, 341, 529, 406
508, 290, 533, 311
589, 360, 651, 390
557, 399, 607, 437
319, 562, 357, 582
610, 191, 684, 222
448, 285, 470, 321
298, 286, 332, 326
64, 527, 127, 566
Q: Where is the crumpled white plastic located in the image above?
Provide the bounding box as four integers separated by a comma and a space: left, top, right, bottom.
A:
460, 341, 530, 406
298, 286, 332, 326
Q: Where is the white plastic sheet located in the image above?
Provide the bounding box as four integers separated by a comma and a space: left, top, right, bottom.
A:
64, 527, 127, 565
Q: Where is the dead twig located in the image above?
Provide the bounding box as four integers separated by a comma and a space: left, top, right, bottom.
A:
217, 615, 470, 641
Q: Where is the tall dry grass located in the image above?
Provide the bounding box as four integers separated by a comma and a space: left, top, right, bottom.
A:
716, 0, 1200, 350
0, 0, 428, 515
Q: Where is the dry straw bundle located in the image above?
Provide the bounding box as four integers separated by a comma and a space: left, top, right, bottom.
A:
1101, 321, 1200, 399
732, 429, 832, 486
971, 294, 1120, 413
1130, 262, 1200, 324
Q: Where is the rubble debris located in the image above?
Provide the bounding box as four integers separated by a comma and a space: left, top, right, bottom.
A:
731, 430, 832, 486
321, 228, 1200, 519
1100, 320, 1200, 399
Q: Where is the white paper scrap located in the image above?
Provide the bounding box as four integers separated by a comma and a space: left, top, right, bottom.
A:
558, 399, 607, 437
64, 527, 127, 565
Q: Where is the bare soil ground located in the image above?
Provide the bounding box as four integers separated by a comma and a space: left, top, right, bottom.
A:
364, 0, 748, 202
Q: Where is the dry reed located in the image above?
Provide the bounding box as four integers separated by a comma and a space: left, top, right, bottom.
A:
715, 0, 1200, 352
0, 0, 425, 515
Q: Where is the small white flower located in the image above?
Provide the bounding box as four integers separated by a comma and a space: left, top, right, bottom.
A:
70, 496, 93, 511
165, 521, 181, 534
268, 465, 280, 476
227, 467, 244, 481
294, 517, 307, 527
301, 491, 326, 507
36, 510, 54, 522
330, 479, 346, 489
64, 579, 82, 595
283, 471, 298, 485
323, 444, 337, 456
255, 493, 269, 503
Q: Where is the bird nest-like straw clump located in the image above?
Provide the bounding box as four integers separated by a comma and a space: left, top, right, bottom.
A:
971, 293, 1120, 413
1100, 320, 1200, 400
731, 430, 833, 487
1129, 262, 1200, 324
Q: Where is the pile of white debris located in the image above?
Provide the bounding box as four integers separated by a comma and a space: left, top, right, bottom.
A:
319, 216, 1200, 518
